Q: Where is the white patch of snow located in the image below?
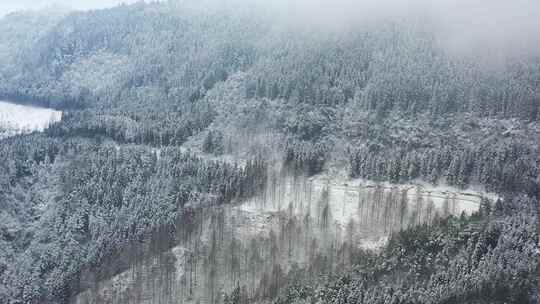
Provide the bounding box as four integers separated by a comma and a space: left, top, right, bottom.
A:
0, 100, 62, 138
359, 236, 389, 251
171, 246, 187, 281
73, 173, 498, 304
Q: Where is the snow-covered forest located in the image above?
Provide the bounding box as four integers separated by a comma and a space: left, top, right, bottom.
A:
0, 1, 539, 304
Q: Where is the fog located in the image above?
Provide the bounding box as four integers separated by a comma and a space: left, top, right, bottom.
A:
259, 0, 540, 59
1, 0, 539, 59
174, 0, 540, 59
0, 0, 142, 17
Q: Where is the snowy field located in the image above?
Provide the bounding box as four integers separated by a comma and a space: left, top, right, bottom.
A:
74, 171, 498, 304
0, 100, 62, 138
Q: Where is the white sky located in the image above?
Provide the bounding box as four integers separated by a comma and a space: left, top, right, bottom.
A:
0, 0, 141, 16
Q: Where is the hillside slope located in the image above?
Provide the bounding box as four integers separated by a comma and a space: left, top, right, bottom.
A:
0, 2, 539, 304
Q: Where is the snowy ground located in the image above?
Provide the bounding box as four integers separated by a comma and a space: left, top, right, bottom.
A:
73, 171, 497, 304
74, 127, 500, 304
73, 132, 500, 304
236, 173, 495, 251
0, 100, 62, 138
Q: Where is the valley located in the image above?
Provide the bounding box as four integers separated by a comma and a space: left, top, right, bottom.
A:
73, 172, 495, 304
0, 2, 538, 304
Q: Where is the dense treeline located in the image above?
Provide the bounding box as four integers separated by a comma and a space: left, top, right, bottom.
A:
46, 100, 215, 146
348, 140, 540, 195
0, 134, 267, 303
284, 139, 330, 176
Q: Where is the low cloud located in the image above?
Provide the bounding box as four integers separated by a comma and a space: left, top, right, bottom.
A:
256, 0, 540, 58
0, 0, 141, 17
2, 0, 539, 59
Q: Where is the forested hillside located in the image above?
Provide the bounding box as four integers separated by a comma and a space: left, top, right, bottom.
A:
0, 1, 539, 304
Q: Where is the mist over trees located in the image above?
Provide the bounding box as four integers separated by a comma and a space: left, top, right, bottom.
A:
0, 1, 539, 303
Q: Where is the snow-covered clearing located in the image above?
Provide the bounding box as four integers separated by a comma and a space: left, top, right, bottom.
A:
73, 171, 498, 304
0, 100, 62, 138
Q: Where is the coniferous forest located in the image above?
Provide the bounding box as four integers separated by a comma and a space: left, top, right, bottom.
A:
0, 1, 539, 304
